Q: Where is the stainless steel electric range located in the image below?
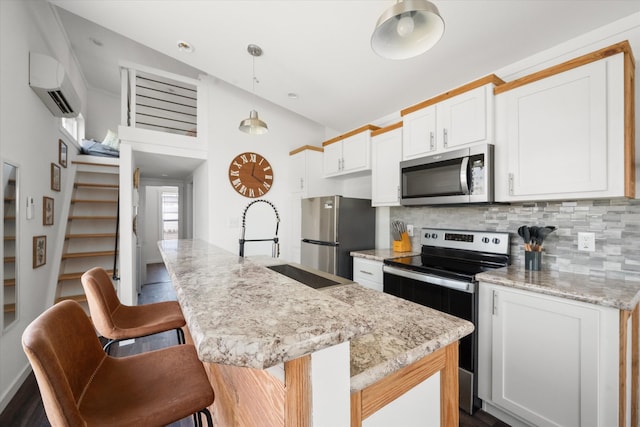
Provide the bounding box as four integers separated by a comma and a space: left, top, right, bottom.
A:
383, 227, 510, 414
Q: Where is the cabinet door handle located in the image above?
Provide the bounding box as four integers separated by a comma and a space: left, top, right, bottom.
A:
300, 178, 304, 190
492, 290, 498, 315
359, 270, 373, 275
443, 128, 448, 148
397, 185, 400, 201
429, 131, 435, 151
508, 173, 514, 195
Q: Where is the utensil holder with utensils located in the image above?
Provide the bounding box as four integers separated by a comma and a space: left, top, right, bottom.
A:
524, 250, 542, 271
393, 231, 412, 252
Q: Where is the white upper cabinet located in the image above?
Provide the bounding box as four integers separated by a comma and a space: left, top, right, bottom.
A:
401, 76, 502, 160
494, 44, 634, 202
323, 125, 379, 177
371, 123, 403, 207
289, 146, 325, 196
402, 104, 437, 159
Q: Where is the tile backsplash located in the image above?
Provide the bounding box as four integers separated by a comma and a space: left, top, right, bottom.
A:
390, 198, 640, 281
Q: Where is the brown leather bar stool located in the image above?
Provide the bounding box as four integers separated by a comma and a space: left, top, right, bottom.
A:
22, 300, 214, 427
81, 266, 186, 353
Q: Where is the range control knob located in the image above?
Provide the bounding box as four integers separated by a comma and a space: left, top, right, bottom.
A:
482, 237, 490, 244
424, 233, 431, 239
492, 238, 501, 245
432, 233, 438, 239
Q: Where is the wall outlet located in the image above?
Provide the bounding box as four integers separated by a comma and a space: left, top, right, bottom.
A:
578, 232, 595, 252
406, 224, 414, 237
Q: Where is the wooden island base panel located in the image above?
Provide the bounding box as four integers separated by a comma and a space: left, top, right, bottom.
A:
351, 343, 459, 427
197, 333, 459, 427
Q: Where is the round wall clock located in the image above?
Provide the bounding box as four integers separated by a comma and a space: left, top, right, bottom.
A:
228, 152, 274, 198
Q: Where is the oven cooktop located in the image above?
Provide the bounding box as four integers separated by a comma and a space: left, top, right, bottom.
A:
384, 227, 511, 282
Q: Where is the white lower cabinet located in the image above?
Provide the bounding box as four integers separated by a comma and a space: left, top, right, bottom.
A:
478, 283, 620, 427
352, 258, 383, 292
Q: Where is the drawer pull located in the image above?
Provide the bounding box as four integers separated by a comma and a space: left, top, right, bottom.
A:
359, 270, 374, 275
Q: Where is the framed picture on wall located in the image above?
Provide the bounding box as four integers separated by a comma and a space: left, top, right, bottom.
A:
33, 235, 46, 268
43, 196, 54, 226
59, 139, 68, 168
51, 163, 60, 192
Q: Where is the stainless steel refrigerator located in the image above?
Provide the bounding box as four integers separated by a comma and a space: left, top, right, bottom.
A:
300, 196, 375, 280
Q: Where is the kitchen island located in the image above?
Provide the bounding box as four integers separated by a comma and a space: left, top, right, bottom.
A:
159, 239, 474, 427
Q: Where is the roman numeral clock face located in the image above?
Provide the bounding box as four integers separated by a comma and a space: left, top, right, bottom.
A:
228, 152, 274, 198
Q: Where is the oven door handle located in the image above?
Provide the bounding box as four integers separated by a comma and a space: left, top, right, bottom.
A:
383, 265, 474, 293
460, 156, 470, 195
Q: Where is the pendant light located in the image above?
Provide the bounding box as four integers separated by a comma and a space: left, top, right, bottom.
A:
239, 44, 268, 135
371, 0, 445, 60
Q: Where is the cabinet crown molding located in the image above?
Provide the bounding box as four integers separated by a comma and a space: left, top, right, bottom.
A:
322, 124, 380, 147
401, 74, 505, 117
494, 40, 634, 95
289, 145, 323, 156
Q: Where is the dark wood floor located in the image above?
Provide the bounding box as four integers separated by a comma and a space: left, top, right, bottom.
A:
0, 263, 509, 427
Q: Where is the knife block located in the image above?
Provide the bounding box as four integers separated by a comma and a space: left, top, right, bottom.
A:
393, 232, 412, 252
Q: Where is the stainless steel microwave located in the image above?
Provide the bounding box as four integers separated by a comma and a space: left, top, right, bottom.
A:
400, 144, 494, 206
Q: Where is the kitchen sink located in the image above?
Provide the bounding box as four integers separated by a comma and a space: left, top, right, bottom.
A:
267, 264, 340, 289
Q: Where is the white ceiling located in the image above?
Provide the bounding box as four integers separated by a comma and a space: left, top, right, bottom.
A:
52, 0, 640, 136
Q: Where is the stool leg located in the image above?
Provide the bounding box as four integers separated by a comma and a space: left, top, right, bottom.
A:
103, 339, 117, 354
199, 408, 213, 427
176, 328, 185, 344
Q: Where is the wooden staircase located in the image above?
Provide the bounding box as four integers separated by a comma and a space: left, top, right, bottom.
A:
3, 175, 16, 324
55, 159, 119, 307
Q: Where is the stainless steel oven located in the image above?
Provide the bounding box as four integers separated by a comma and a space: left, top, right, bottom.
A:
383, 228, 510, 413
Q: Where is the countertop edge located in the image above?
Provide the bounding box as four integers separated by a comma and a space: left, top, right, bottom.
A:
351, 249, 420, 262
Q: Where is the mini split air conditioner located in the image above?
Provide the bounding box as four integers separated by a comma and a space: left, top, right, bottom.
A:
29, 52, 80, 118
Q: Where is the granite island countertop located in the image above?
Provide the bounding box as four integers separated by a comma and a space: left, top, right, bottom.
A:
322, 284, 474, 392
158, 239, 372, 369
160, 239, 474, 393
477, 265, 640, 311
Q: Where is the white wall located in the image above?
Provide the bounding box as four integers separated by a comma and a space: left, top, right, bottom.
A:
85, 87, 120, 141
0, 0, 87, 412
200, 75, 326, 257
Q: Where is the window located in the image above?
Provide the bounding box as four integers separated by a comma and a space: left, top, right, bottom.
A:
161, 190, 179, 240
60, 114, 85, 142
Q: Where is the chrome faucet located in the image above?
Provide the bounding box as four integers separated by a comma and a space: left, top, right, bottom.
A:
239, 199, 280, 258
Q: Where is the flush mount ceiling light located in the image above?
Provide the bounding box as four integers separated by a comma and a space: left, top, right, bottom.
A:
239, 44, 268, 135
371, 0, 445, 60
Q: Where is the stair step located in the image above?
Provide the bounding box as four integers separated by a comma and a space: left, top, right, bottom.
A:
58, 269, 114, 281
4, 236, 15, 241
66, 233, 117, 239
55, 295, 87, 304
4, 256, 15, 263
74, 182, 119, 189
68, 216, 118, 221
71, 199, 117, 204
4, 279, 15, 286
4, 303, 16, 313
62, 250, 116, 260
